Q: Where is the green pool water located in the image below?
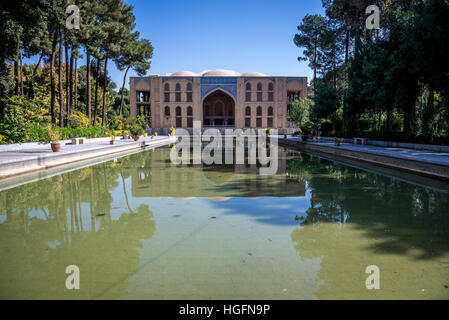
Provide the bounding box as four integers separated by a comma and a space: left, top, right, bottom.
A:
0, 146, 448, 299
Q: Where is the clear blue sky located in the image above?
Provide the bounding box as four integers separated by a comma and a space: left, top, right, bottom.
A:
27, 0, 325, 90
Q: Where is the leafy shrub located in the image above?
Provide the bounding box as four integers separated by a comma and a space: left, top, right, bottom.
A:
301, 121, 314, 135
68, 110, 90, 128
129, 123, 144, 136
108, 115, 126, 131
0, 104, 28, 143
39, 124, 60, 144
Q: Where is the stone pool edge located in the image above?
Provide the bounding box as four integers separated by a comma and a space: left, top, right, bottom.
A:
0, 136, 177, 179
278, 138, 449, 183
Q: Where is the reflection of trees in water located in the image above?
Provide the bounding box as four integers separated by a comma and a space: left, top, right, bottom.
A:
0, 154, 156, 299
287, 153, 449, 298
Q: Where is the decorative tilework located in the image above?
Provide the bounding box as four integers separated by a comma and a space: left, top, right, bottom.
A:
200, 77, 237, 85
286, 77, 304, 85
162, 77, 194, 83
201, 85, 237, 100
132, 77, 151, 87
244, 77, 275, 83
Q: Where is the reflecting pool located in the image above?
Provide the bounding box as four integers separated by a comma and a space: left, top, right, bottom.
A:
0, 146, 448, 299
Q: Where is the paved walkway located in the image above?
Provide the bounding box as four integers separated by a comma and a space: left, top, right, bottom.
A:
286, 137, 449, 167
0, 136, 176, 179
0, 136, 169, 166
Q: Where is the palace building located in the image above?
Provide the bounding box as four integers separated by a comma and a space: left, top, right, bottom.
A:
129, 69, 307, 132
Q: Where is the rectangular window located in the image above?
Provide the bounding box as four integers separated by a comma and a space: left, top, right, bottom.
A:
187, 92, 192, 102
246, 92, 251, 102
187, 117, 193, 128
136, 91, 150, 102
257, 92, 262, 101
176, 117, 182, 127
267, 117, 273, 127
175, 92, 181, 102
164, 93, 170, 102
245, 117, 251, 127
268, 92, 273, 101
256, 118, 262, 127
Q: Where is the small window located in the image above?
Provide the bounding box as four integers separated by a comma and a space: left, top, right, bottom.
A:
187, 83, 192, 91
164, 106, 170, 116
187, 106, 193, 128
164, 83, 170, 92
186, 92, 192, 102
175, 83, 181, 91
256, 118, 262, 127
257, 82, 263, 101
175, 106, 182, 127
245, 117, 251, 127
176, 92, 181, 102
268, 82, 274, 101
164, 92, 170, 102
245, 83, 251, 102
267, 106, 273, 128
257, 106, 262, 116
245, 106, 251, 116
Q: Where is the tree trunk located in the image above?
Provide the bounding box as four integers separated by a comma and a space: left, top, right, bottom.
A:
93, 59, 100, 122
74, 55, 78, 110
50, 31, 58, 124
32, 51, 43, 79
345, 23, 349, 65
386, 110, 393, 132
65, 39, 70, 122
86, 52, 91, 125
69, 49, 74, 114
424, 86, 435, 138
58, 26, 65, 127
119, 66, 130, 116
14, 46, 19, 95
19, 47, 23, 96
102, 56, 108, 127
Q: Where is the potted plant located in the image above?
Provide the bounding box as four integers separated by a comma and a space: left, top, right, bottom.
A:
129, 124, 144, 141
264, 128, 270, 136
168, 126, 175, 136
151, 134, 154, 139
154, 132, 158, 136
110, 135, 116, 145
334, 137, 341, 146
43, 124, 61, 152
143, 132, 148, 138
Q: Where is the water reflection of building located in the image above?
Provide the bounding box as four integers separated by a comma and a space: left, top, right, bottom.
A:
131, 148, 305, 198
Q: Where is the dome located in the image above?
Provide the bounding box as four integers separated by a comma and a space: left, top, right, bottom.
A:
202, 69, 240, 77
169, 70, 198, 76
198, 70, 211, 76
241, 72, 270, 77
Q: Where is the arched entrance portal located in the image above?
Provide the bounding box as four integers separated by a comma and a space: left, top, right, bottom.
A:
203, 90, 235, 127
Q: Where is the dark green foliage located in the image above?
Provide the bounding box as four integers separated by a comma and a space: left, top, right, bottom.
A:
295, 0, 449, 144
